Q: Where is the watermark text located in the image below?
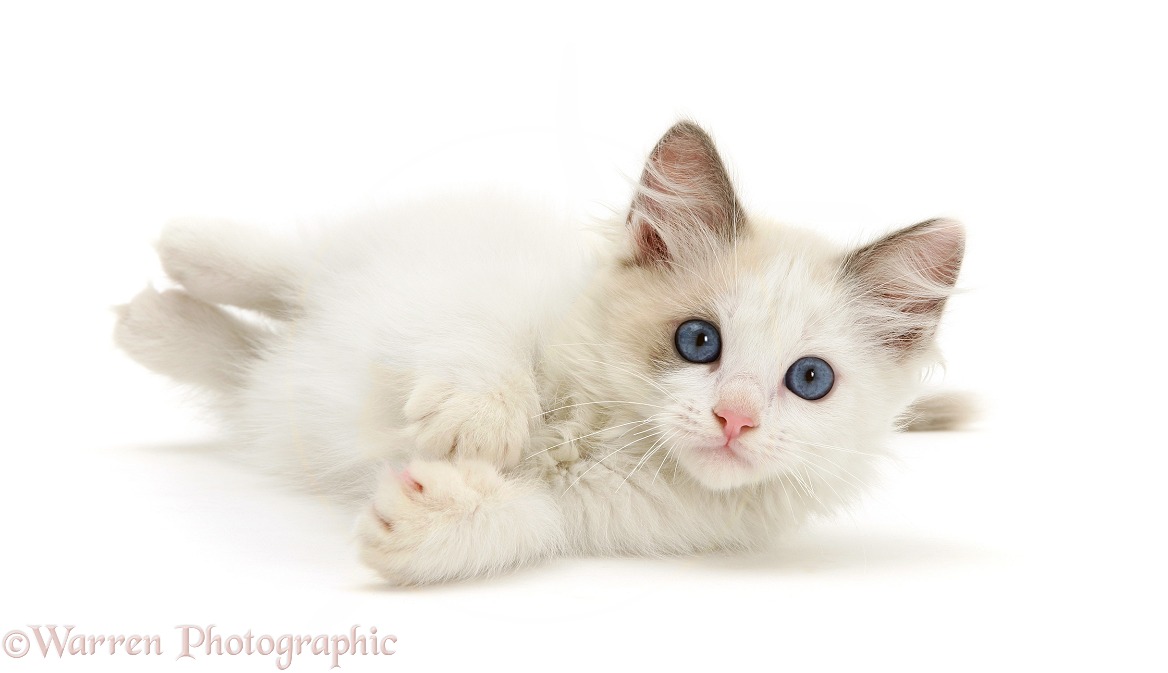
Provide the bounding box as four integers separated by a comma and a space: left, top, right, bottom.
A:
3, 624, 396, 669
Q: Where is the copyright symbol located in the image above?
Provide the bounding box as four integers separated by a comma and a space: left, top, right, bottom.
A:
3, 630, 29, 658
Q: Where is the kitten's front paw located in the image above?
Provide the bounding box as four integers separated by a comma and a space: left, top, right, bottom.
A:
356, 459, 554, 585
403, 373, 538, 468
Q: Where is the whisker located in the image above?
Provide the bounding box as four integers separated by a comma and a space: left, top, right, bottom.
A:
652, 436, 681, 485
784, 445, 869, 494
562, 429, 666, 494
532, 400, 668, 419
777, 472, 800, 524
783, 436, 887, 460
618, 429, 679, 491
787, 464, 816, 501
785, 449, 852, 505
525, 414, 667, 460
789, 458, 865, 499
617, 422, 668, 442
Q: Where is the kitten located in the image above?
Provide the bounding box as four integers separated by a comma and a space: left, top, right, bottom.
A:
114, 121, 966, 584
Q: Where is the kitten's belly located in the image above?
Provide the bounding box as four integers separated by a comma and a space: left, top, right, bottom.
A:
234, 194, 601, 493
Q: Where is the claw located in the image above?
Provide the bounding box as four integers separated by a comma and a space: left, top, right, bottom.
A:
398, 468, 424, 493
371, 505, 394, 533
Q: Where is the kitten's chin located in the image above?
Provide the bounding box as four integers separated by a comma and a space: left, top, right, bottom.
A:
677, 444, 767, 491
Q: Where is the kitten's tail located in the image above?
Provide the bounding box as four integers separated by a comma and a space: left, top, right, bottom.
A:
899, 391, 979, 432
113, 287, 271, 395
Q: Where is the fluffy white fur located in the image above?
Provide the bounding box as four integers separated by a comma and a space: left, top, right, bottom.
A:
114, 122, 966, 584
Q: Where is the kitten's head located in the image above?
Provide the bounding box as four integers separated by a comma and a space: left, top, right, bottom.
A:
588, 122, 964, 494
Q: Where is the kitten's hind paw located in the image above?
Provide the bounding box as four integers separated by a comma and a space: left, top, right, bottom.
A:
403, 373, 538, 468
113, 286, 263, 391
157, 218, 301, 318
356, 459, 562, 585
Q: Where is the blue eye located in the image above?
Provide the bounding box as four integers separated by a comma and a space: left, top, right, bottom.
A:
784, 356, 834, 400
675, 319, 721, 364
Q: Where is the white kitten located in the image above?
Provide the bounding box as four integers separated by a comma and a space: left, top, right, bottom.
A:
115, 122, 966, 584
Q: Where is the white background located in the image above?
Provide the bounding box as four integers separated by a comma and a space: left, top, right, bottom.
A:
2, 1, 1165, 671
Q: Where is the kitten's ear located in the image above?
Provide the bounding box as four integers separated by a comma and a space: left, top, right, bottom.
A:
626, 121, 746, 266
844, 218, 965, 354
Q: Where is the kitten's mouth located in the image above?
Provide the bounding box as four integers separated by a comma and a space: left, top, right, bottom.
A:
677, 437, 763, 490
709, 441, 751, 465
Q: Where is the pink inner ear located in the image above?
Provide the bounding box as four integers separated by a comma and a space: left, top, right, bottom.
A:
627, 122, 744, 266
852, 219, 964, 294
903, 222, 964, 287
846, 218, 966, 351
634, 221, 671, 264
647, 135, 717, 194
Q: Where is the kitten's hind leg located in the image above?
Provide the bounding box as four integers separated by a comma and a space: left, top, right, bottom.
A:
157, 218, 306, 319
114, 287, 270, 394
357, 460, 564, 585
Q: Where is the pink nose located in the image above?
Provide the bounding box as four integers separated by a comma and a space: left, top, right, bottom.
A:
714, 408, 756, 442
